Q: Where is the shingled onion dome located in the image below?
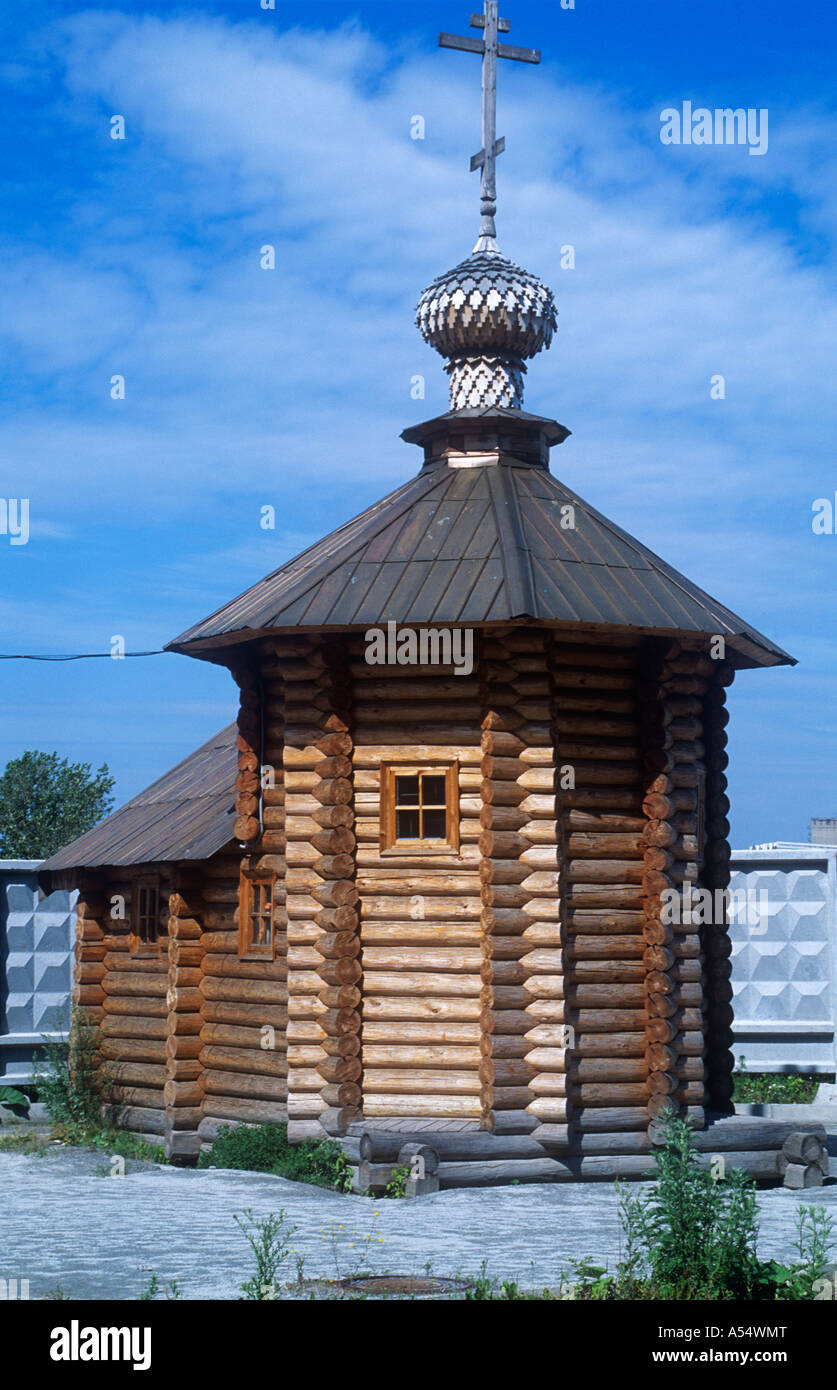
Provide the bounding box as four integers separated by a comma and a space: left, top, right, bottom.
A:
416, 248, 557, 410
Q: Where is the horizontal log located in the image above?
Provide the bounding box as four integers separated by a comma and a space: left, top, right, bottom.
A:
363, 972, 480, 998
203, 954, 288, 982
362, 946, 481, 972
524, 1097, 568, 1121
201, 1001, 288, 1029
101, 1014, 167, 1040
203, 1069, 287, 1101
201, 977, 289, 1005
362, 1045, 480, 1068
110, 1061, 166, 1087
200, 1044, 287, 1077
576, 1083, 648, 1106
201, 1096, 288, 1125
362, 1095, 482, 1118
363, 997, 481, 1022
437, 1158, 569, 1186
362, 1068, 480, 1095
113, 1106, 166, 1136
102, 995, 167, 1019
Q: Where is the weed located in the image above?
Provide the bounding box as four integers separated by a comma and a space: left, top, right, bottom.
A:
198, 1121, 352, 1192
235, 1208, 297, 1300
0, 1130, 47, 1155
566, 1112, 836, 1301
139, 1269, 182, 1301
733, 1058, 823, 1105
384, 1164, 410, 1199
33, 1007, 115, 1143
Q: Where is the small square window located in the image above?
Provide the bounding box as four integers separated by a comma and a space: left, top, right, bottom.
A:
130, 877, 161, 956
239, 865, 277, 959
381, 763, 459, 854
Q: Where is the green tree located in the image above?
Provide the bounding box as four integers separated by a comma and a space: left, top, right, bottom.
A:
0, 751, 115, 858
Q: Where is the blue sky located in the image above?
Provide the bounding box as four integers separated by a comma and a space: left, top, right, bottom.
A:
0, 0, 835, 849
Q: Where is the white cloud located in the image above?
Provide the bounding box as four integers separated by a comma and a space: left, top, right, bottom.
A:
0, 7, 834, 840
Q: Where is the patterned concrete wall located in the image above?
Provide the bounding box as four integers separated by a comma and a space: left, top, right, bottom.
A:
729, 846, 837, 1075
0, 862, 76, 1085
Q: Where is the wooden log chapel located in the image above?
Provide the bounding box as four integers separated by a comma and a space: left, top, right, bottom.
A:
43, 3, 828, 1189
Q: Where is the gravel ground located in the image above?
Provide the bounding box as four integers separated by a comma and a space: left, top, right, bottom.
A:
2, 1138, 836, 1300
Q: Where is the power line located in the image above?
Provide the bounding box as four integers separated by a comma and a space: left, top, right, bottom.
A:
0, 650, 168, 662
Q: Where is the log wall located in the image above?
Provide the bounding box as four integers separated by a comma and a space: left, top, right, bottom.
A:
640, 640, 711, 1130
72, 874, 106, 1025
278, 634, 361, 1140
701, 662, 736, 1111
75, 624, 741, 1170
552, 639, 647, 1143
99, 870, 170, 1134
480, 630, 566, 1137
352, 636, 484, 1122
196, 843, 289, 1140
165, 868, 204, 1158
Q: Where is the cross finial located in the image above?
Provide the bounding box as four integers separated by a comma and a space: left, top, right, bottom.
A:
439, 2, 541, 253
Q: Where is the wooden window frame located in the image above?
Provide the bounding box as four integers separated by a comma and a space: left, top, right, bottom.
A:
238, 863, 277, 961
379, 762, 460, 855
130, 874, 162, 957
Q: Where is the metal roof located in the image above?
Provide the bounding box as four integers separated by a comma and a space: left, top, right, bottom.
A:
42, 724, 237, 871
167, 417, 793, 669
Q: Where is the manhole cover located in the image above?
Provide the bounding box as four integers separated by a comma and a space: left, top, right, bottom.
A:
337, 1275, 470, 1297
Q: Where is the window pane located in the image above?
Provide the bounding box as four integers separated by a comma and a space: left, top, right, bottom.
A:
422, 774, 446, 805
423, 808, 447, 840
136, 885, 158, 944
395, 775, 420, 806
396, 808, 420, 839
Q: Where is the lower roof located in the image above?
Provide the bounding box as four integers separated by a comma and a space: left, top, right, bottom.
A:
41, 724, 237, 872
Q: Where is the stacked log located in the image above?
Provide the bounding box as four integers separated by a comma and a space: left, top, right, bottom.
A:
701, 662, 736, 1111
777, 1132, 829, 1188
100, 874, 168, 1126
233, 662, 262, 847
480, 630, 565, 1136
352, 638, 483, 1121
198, 639, 290, 1139
164, 869, 205, 1160
548, 640, 648, 1144
640, 640, 708, 1127
72, 874, 107, 1024
280, 635, 360, 1140
198, 846, 289, 1135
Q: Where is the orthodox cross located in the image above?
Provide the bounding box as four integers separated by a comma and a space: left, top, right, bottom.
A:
439, 1, 541, 251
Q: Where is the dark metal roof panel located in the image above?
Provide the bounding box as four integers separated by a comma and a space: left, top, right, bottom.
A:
42, 724, 238, 871
167, 457, 793, 667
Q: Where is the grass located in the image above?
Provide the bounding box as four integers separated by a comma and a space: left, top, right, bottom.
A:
732, 1060, 828, 1105
19, 1007, 168, 1164
0, 1129, 49, 1155
198, 1121, 352, 1192
5, 1017, 833, 1301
